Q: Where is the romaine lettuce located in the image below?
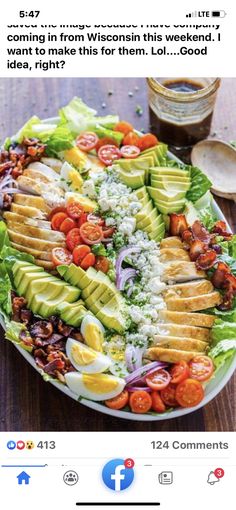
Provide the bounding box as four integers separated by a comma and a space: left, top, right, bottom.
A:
209, 339, 236, 370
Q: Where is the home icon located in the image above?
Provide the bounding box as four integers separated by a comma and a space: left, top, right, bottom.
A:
17, 471, 31, 485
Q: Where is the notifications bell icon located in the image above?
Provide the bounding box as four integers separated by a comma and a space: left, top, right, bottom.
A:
207, 471, 220, 485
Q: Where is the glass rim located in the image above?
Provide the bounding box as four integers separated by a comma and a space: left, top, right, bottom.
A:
147, 77, 221, 102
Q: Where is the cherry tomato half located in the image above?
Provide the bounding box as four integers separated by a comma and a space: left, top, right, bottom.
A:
123, 132, 140, 146
96, 137, 119, 153
94, 255, 110, 274
160, 385, 178, 408
80, 252, 96, 269
151, 391, 166, 413
129, 390, 152, 414
170, 361, 190, 385
49, 206, 67, 220
105, 390, 129, 410
78, 212, 88, 228
98, 144, 121, 166
52, 247, 72, 266
175, 379, 204, 408
66, 202, 84, 220
76, 132, 99, 152
137, 133, 158, 152
114, 121, 133, 136
66, 228, 82, 251
146, 369, 171, 391
188, 356, 214, 382
51, 212, 68, 231
120, 145, 141, 159
60, 217, 77, 234
80, 222, 103, 245
73, 245, 91, 266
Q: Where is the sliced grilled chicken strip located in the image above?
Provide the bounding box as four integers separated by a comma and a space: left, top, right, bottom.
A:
166, 291, 221, 312
8, 230, 65, 251
160, 248, 190, 263
159, 310, 215, 328
158, 323, 210, 341
146, 347, 205, 363
153, 336, 208, 352
10, 242, 53, 261
14, 194, 52, 214
11, 203, 48, 219
41, 157, 63, 173
162, 261, 205, 283
35, 259, 55, 270
163, 279, 214, 299
160, 237, 184, 249
23, 169, 55, 184
6, 222, 65, 242
27, 162, 60, 181
3, 212, 51, 230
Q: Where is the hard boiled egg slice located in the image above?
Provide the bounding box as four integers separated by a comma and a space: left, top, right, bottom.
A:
65, 372, 125, 401
81, 315, 105, 352
60, 162, 83, 192
66, 338, 111, 374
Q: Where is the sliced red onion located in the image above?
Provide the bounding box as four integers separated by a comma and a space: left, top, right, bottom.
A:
0, 188, 20, 194
126, 386, 152, 392
125, 344, 136, 372
117, 268, 137, 291
116, 246, 141, 275
125, 361, 167, 384
126, 280, 134, 298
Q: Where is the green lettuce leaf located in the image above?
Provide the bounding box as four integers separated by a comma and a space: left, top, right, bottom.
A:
0, 221, 10, 251
4, 318, 33, 353
91, 243, 107, 256
211, 318, 236, 345
209, 339, 236, 370
93, 125, 123, 146
1, 245, 34, 282
0, 263, 12, 316
45, 124, 74, 157
59, 97, 119, 136
186, 166, 212, 203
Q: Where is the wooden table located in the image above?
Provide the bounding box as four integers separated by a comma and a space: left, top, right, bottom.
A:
0, 78, 235, 432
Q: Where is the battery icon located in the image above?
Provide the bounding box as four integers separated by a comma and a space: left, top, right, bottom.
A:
211, 10, 226, 17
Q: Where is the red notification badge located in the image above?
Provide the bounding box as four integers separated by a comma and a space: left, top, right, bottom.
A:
124, 458, 135, 468
214, 468, 225, 479
17, 441, 25, 450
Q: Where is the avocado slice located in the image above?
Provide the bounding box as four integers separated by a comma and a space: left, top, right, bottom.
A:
147, 187, 186, 202
14, 266, 43, 289
133, 186, 148, 200
136, 208, 158, 228
154, 199, 186, 214
150, 166, 189, 178
149, 223, 166, 242
117, 168, 145, 189
17, 272, 53, 297
151, 174, 190, 184
82, 279, 100, 299
38, 285, 80, 318
139, 143, 168, 164
115, 156, 154, 172
138, 214, 164, 233
135, 200, 154, 220
57, 301, 87, 326
27, 277, 65, 307
150, 180, 190, 192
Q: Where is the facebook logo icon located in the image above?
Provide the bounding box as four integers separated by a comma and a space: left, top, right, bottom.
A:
102, 458, 134, 492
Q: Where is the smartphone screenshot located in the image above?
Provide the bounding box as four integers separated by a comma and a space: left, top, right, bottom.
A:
0, 1, 235, 509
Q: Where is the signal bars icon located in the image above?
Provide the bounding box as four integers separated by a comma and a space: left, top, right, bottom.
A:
186, 11, 226, 18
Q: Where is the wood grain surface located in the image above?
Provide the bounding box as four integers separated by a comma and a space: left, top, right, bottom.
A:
0, 77, 235, 432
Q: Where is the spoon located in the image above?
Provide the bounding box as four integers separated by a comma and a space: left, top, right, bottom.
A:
191, 139, 236, 201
